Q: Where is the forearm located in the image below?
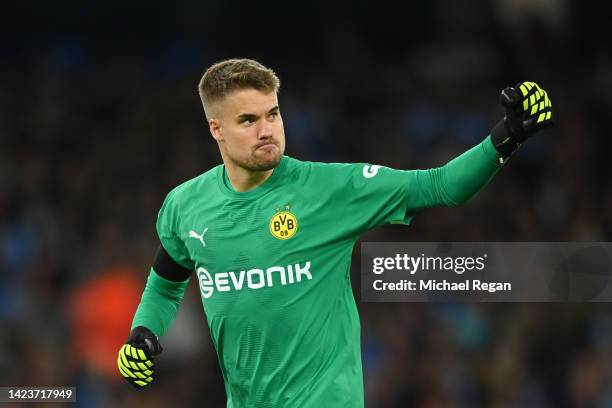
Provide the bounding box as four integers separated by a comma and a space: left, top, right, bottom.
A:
119, 246, 191, 388
407, 135, 501, 210
131, 268, 190, 337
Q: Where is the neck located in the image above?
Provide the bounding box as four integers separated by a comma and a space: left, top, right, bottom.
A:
224, 160, 275, 192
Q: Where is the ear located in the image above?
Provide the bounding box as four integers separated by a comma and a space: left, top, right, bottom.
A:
209, 117, 223, 142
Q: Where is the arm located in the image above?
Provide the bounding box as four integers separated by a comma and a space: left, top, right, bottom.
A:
131, 245, 192, 337
118, 244, 192, 388
406, 80, 554, 212
405, 135, 500, 211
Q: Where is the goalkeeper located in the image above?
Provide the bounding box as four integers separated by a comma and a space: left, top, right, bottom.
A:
117, 59, 553, 406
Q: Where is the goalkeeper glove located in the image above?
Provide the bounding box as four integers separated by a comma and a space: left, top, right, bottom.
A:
117, 326, 163, 388
491, 81, 553, 164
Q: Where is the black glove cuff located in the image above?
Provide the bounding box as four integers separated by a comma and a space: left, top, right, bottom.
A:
491, 118, 521, 160
128, 326, 163, 356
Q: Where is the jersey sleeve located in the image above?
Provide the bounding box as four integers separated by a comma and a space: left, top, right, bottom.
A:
156, 189, 194, 270
322, 136, 501, 238
322, 162, 415, 237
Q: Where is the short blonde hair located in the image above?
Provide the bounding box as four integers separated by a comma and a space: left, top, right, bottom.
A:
198, 58, 281, 119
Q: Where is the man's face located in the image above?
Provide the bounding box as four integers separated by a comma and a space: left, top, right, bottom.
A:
210, 88, 285, 172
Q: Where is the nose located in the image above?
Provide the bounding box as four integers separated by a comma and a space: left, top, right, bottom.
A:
258, 120, 273, 139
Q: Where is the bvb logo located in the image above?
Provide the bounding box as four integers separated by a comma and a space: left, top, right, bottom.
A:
269, 204, 298, 240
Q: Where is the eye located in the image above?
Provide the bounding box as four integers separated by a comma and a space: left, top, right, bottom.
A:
268, 111, 279, 119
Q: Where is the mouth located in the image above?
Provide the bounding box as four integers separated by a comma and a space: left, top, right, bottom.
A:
255, 142, 277, 150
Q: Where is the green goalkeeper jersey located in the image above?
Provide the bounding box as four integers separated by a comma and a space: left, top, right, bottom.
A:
149, 137, 501, 407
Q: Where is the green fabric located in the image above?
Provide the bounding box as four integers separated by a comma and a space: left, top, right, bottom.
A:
405, 135, 501, 212
131, 268, 190, 337
136, 135, 501, 407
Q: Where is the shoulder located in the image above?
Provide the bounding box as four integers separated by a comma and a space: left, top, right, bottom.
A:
283, 156, 362, 174
285, 157, 406, 195
285, 156, 371, 180
163, 164, 222, 206
281, 158, 386, 195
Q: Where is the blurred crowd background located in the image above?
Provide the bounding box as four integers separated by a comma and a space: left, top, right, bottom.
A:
2, 0, 612, 406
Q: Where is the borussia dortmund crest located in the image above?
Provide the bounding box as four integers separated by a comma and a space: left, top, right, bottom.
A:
269, 203, 298, 240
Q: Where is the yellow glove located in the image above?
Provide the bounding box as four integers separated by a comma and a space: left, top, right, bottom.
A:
491, 81, 554, 163
117, 326, 162, 388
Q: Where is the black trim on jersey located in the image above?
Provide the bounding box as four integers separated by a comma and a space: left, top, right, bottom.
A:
152, 244, 192, 282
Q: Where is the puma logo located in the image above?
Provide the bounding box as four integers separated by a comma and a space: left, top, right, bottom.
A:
188, 228, 209, 247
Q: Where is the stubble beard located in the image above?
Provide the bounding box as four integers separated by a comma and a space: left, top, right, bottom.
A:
233, 145, 283, 172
